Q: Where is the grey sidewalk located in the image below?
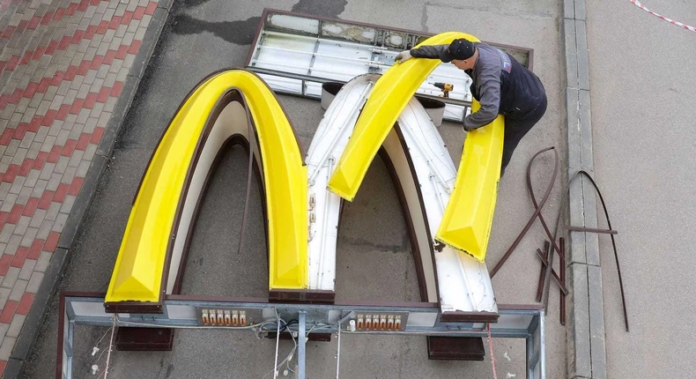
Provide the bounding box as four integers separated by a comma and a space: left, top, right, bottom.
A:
587, 0, 696, 378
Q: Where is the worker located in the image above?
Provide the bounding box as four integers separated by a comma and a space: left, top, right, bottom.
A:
396, 38, 547, 176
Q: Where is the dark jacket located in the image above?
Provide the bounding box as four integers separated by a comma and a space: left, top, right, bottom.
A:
411, 43, 546, 129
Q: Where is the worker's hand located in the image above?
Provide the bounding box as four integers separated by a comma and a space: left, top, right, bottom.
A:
395, 50, 412, 63
462, 119, 478, 132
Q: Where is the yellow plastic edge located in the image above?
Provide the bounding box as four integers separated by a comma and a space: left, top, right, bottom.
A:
327, 31, 480, 201
435, 101, 505, 262
105, 70, 308, 305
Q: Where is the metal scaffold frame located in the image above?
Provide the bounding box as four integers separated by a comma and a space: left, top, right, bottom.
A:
58, 293, 545, 379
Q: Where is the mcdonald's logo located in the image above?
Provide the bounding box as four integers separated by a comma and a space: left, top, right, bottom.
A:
104, 33, 505, 320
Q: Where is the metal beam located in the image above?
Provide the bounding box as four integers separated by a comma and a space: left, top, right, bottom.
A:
59, 294, 545, 379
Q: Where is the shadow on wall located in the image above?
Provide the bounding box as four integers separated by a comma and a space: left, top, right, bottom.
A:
171, 0, 348, 45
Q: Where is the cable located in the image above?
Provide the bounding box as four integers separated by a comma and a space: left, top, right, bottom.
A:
486, 323, 498, 379
102, 315, 117, 379
280, 319, 295, 333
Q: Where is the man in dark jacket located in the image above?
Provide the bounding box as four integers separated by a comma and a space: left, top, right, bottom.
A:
396, 38, 547, 175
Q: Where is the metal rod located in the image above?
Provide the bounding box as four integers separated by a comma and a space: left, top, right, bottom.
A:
490, 147, 558, 278
298, 312, 306, 379
566, 226, 618, 235
526, 330, 534, 379
560, 238, 566, 326
273, 311, 281, 379
535, 241, 551, 302
336, 316, 342, 379
576, 171, 629, 332
534, 249, 568, 295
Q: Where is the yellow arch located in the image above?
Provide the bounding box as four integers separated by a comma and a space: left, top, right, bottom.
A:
327, 32, 504, 261
328, 31, 479, 201
105, 70, 308, 307
435, 101, 504, 261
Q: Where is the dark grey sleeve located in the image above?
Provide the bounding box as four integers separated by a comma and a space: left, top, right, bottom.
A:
410, 45, 448, 60
464, 60, 501, 129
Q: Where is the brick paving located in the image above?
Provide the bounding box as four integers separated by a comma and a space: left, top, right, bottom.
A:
0, 0, 160, 375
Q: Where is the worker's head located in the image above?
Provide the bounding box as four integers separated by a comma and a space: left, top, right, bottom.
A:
439, 38, 478, 70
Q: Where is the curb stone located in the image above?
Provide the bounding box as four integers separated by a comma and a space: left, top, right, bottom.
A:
562, 0, 607, 378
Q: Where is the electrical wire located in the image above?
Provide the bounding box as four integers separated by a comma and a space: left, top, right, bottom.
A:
102, 315, 117, 379
486, 323, 498, 379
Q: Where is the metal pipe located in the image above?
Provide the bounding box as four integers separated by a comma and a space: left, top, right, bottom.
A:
298, 312, 306, 379
273, 311, 281, 379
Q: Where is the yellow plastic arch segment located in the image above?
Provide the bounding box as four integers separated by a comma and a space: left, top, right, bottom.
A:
105, 70, 308, 305
435, 101, 504, 261
327, 31, 480, 201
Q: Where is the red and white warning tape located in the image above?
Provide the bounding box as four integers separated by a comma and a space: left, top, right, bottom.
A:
629, 0, 696, 33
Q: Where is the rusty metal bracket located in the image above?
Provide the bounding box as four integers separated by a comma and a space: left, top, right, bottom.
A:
565, 226, 617, 235
534, 249, 568, 295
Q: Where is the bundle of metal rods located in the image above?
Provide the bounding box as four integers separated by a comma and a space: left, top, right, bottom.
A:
489, 147, 629, 331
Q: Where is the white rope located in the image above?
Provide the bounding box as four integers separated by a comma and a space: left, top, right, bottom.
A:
102, 316, 117, 379
487, 323, 498, 379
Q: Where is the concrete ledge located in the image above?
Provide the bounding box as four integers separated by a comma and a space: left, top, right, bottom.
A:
564, 0, 575, 20
574, 0, 586, 21
587, 265, 607, 379
4, 4, 173, 377
575, 21, 590, 91
568, 263, 591, 378
563, 1, 607, 378
564, 22, 579, 90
